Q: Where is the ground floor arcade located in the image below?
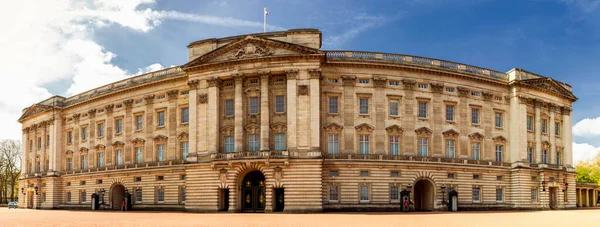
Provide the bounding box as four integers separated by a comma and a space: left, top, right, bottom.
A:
575, 183, 599, 207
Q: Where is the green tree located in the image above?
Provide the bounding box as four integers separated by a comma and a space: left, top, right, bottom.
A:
575, 152, 600, 185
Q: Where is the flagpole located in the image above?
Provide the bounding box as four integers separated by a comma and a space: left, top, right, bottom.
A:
263, 10, 266, 32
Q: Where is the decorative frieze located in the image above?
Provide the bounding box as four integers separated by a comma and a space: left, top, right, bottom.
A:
430, 83, 444, 94
457, 87, 470, 97
143, 95, 155, 104
187, 79, 200, 89
308, 69, 321, 80
285, 69, 299, 80
402, 79, 416, 90
72, 113, 81, 121
94, 144, 106, 151
123, 99, 134, 108
482, 91, 494, 101
442, 129, 459, 139
468, 132, 484, 141
373, 76, 387, 88
167, 90, 179, 100
492, 136, 507, 144
207, 77, 221, 88
415, 127, 432, 137
324, 123, 343, 132
198, 94, 208, 104
541, 141, 551, 149
152, 135, 168, 143
385, 125, 404, 134
104, 104, 114, 113
131, 138, 145, 146
355, 123, 375, 133
112, 141, 124, 148
88, 109, 96, 118
342, 76, 356, 86
177, 132, 189, 141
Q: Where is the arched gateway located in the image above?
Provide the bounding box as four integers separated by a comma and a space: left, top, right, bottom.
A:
110, 184, 125, 210
413, 179, 435, 211
240, 170, 266, 212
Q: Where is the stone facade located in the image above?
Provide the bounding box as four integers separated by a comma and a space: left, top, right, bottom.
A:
18, 29, 577, 212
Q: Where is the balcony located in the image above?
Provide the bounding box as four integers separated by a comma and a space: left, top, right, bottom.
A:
58, 159, 187, 176
324, 153, 512, 167
211, 150, 291, 160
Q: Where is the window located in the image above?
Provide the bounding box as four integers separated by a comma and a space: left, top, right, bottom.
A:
328, 79, 338, 84
42, 192, 46, 203
96, 179, 103, 184
473, 174, 480, 180
390, 186, 399, 201
359, 98, 369, 115
527, 115, 534, 131
329, 171, 339, 177
446, 105, 454, 121
116, 149, 123, 165
275, 96, 285, 113
541, 119, 547, 134
67, 192, 72, 203
136, 147, 143, 164
36, 161, 40, 172
274, 134, 286, 150
224, 136, 234, 152
389, 100, 399, 116
81, 191, 87, 203
135, 188, 142, 203
157, 111, 165, 127
328, 135, 339, 154
497, 176, 503, 181
249, 97, 259, 115
556, 151, 561, 165
542, 149, 548, 164
359, 135, 370, 154
418, 138, 428, 156
472, 92, 480, 97
531, 188, 537, 202
157, 188, 165, 203
471, 108, 480, 125
531, 176, 537, 182
82, 127, 88, 141
81, 181, 86, 185
389, 81, 399, 86
448, 173, 456, 179
446, 87, 455, 92
527, 147, 534, 163
360, 171, 369, 177
472, 187, 480, 202
360, 186, 370, 202
180, 187, 186, 204
97, 153, 104, 167
136, 115, 143, 130
328, 97, 339, 114
181, 107, 189, 123
496, 188, 503, 202
181, 175, 187, 180
46, 135, 50, 147
134, 177, 142, 182
555, 122, 561, 136
157, 176, 164, 181
391, 171, 399, 177
495, 113, 503, 128
80, 155, 87, 169
97, 123, 104, 137
359, 79, 369, 84
225, 99, 234, 117
418, 84, 428, 89
472, 143, 481, 160
66, 158, 72, 171
181, 142, 189, 160
115, 119, 123, 134
389, 136, 400, 155
446, 140, 455, 158
418, 102, 428, 118
495, 145, 503, 162
67, 131, 72, 144
37, 137, 41, 148
329, 185, 339, 201
248, 135, 260, 151
157, 144, 165, 162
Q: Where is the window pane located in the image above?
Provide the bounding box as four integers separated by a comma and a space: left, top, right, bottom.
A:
446, 140, 455, 158
329, 185, 339, 201
472, 109, 479, 124
418, 138, 428, 156
359, 98, 369, 114
181, 142, 189, 159
275, 133, 286, 150
472, 188, 480, 202
359, 135, 370, 154
275, 96, 285, 113
389, 136, 399, 155
360, 186, 369, 201
181, 108, 189, 123
157, 144, 165, 162
496, 189, 503, 202
249, 97, 259, 114
225, 99, 234, 116
495, 113, 502, 128
446, 105, 454, 121
389, 101, 399, 116
248, 135, 260, 151
472, 143, 480, 160
136, 147, 143, 164
116, 119, 123, 134
329, 97, 338, 114
495, 145, 503, 162
224, 137, 234, 152
418, 102, 427, 118
136, 116, 143, 130
328, 135, 339, 154
390, 186, 399, 201
116, 150, 123, 165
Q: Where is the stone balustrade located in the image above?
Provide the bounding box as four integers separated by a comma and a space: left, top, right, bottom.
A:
324, 153, 512, 167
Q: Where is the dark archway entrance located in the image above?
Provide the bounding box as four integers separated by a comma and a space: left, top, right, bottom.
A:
111, 184, 125, 210
413, 179, 435, 211
241, 170, 266, 213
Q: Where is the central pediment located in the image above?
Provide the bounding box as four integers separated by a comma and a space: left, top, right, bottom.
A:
519, 78, 577, 101
183, 36, 324, 69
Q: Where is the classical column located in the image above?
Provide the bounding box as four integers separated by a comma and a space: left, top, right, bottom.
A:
431, 83, 444, 157
457, 86, 469, 158
549, 104, 556, 165
207, 77, 221, 153
167, 90, 178, 160
374, 76, 387, 154
309, 69, 321, 151
482, 92, 494, 160
234, 74, 244, 152
88, 109, 96, 168
143, 95, 155, 162
562, 107, 572, 166
343, 75, 356, 153
260, 72, 270, 151
534, 100, 542, 163
286, 70, 298, 151
187, 80, 199, 160
578, 189, 582, 207
41, 122, 47, 172
21, 128, 28, 174
123, 100, 134, 164
105, 104, 114, 166
50, 116, 62, 172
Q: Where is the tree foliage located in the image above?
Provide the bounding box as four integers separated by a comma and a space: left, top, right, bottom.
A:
575, 152, 600, 185
0, 139, 21, 203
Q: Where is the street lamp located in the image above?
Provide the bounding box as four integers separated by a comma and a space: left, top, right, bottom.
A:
407, 184, 412, 191
34, 186, 39, 195
441, 184, 447, 205
541, 180, 546, 192
21, 187, 25, 195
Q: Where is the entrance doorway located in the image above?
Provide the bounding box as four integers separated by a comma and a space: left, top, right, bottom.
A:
274, 188, 284, 212
413, 179, 435, 211
218, 189, 230, 212
241, 170, 266, 213
549, 187, 558, 209
111, 184, 125, 210
27, 192, 33, 209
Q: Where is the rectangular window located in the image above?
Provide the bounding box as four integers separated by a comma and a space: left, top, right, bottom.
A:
472, 143, 481, 160
556, 152, 561, 165
472, 187, 480, 202
97, 123, 104, 137
359, 135, 370, 154
448, 173, 456, 179
390, 186, 399, 201
389, 81, 399, 86
328, 97, 339, 114
446, 140, 455, 158
389, 136, 400, 155
275, 96, 285, 113
80, 155, 87, 169
274, 133, 286, 150
418, 138, 428, 156
135, 188, 142, 203
248, 135, 260, 151
531, 188, 537, 202
360, 171, 369, 177
497, 176, 503, 181
542, 150, 548, 164
38, 137, 41, 148
136, 147, 143, 164
359, 98, 369, 115
46, 135, 50, 147
328, 79, 338, 84
225, 99, 234, 117
97, 153, 104, 167
446, 105, 454, 121
541, 119, 547, 133
555, 122, 560, 136
473, 174, 480, 180
496, 188, 503, 202
136, 115, 143, 130
157, 188, 165, 203
249, 97, 259, 115
157, 144, 165, 162
157, 111, 165, 127
181, 107, 189, 123
418, 84, 428, 89
329, 185, 339, 201
391, 171, 399, 177
472, 108, 480, 125
115, 119, 123, 134
360, 186, 370, 202
116, 149, 123, 166
42, 192, 46, 203
389, 100, 399, 116
527, 116, 534, 131
181, 142, 189, 160
328, 135, 339, 154
495, 145, 503, 162
359, 79, 370, 84
67, 192, 72, 203
418, 102, 427, 118
67, 131, 73, 144
180, 187, 186, 204
527, 147, 534, 163
66, 158, 72, 171
495, 113, 503, 128
81, 191, 87, 203
329, 171, 339, 177
224, 136, 234, 152
446, 87, 455, 92
82, 127, 87, 141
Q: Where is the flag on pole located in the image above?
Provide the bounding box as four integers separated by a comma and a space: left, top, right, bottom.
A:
264, 8, 270, 15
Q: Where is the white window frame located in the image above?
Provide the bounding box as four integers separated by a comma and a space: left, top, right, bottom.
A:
116, 149, 123, 166
181, 142, 189, 160
274, 133, 286, 150
328, 134, 339, 154
495, 145, 503, 162
275, 96, 285, 113
446, 140, 455, 158
249, 97, 259, 115
360, 185, 370, 202
390, 185, 400, 202
389, 136, 400, 155
472, 143, 481, 160
418, 138, 428, 156
135, 147, 143, 164
157, 144, 165, 162
248, 135, 260, 151
472, 187, 481, 203
359, 98, 369, 115
359, 135, 370, 154
224, 136, 234, 152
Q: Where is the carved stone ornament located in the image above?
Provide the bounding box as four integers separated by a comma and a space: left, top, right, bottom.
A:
123, 99, 134, 107
233, 73, 244, 83
270, 123, 287, 133
187, 79, 200, 89
541, 141, 551, 149
492, 136, 507, 144
556, 146, 564, 152
482, 91, 494, 101
385, 125, 404, 134
457, 87, 470, 97
430, 83, 444, 94
143, 94, 155, 104
219, 168, 228, 184
220, 126, 234, 136
88, 109, 97, 118
308, 69, 321, 80
518, 96, 530, 104
286, 69, 299, 80
177, 132, 189, 141
207, 77, 221, 88
112, 141, 125, 148
442, 129, 460, 139
167, 90, 179, 100
468, 132, 484, 141
527, 141, 536, 147
104, 104, 114, 113
131, 138, 145, 146
274, 166, 283, 182
355, 123, 375, 133
402, 79, 416, 90
324, 123, 343, 132
65, 150, 74, 156
94, 144, 106, 151
152, 135, 168, 143
198, 94, 208, 104
342, 76, 356, 86
561, 106, 572, 116
373, 77, 387, 88
79, 147, 89, 154
415, 127, 433, 137
260, 71, 271, 80
298, 85, 309, 96
245, 124, 261, 135
504, 95, 511, 104
229, 42, 273, 60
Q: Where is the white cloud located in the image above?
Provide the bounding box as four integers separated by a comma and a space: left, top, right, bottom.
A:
573, 117, 600, 137
136, 63, 165, 75
156, 11, 285, 31
573, 142, 600, 165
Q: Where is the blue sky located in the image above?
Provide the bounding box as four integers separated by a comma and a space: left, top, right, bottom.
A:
2, 0, 600, 162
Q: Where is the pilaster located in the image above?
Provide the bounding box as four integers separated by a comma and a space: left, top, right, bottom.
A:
207, 77, 221, 153
343, 76, 356, 153
123, 99, 134, 164
144, 95, 155, 162
549, 106, 556, 164
535, 101, 541, 163
167, 90, 178, 160
187, 79, 199, 161
105, 104, 114, 166
286, 70, 298, 151
234, 74, 244, 152
309, 69, 321, 151
562, 107, 572, 167
431, 83, 443, 157
260, 72, 270, 151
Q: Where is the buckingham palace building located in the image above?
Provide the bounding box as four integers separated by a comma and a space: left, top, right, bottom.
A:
18, 28, 577, 212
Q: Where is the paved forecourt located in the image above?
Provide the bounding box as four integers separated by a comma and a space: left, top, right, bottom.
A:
3, 209, 600, 227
